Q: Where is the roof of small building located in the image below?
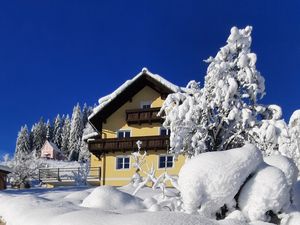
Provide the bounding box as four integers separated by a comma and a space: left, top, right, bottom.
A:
0, 165, 12, 174
88, 68, 181, 131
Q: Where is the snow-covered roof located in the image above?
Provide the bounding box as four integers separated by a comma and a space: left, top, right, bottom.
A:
82, 132, 99, 141
0, 165, 12, 173
88, 68, 181, 121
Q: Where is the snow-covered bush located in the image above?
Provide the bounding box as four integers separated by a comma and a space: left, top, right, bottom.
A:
7, 150, 44, 187
178, 144, 262, 217
264, 155, 298, 190
238, 164, 290, 222
81, 186, 145, 210
70, 161, 90, 186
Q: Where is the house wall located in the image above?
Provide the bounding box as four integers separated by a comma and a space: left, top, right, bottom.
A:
41, 142, 54, 159
0, 171, 7, 190
90, 85, 186, 186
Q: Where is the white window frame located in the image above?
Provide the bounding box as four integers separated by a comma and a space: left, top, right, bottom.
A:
158, 154, 175, 169
116, 129, 131, 139
116, 155, 131, 170
140, 100, 152, 109
159, 127, 171, 136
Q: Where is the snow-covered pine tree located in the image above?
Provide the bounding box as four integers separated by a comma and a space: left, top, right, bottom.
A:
68, 104, 83, 161
82, 103, 89, 127
61, 114, 71, 158
78, 123, 94, 162
29, 124, 35, 151
52, 114, 62, 148
250, 105, 290, 156
279, 110, 300, 170
160, 26, 266, 157
46, 119, 53, 141
15, 125, 30, 156
32, 118, 47, 155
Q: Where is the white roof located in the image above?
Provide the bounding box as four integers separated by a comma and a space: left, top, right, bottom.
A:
0, 165, 12, 173
89, 67, 181, 120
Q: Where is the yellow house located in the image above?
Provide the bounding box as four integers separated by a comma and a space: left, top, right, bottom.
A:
87, 68, 185, 186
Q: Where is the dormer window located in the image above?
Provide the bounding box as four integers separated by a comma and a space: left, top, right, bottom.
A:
117, 130, 131, 139
140, 101, 151, 109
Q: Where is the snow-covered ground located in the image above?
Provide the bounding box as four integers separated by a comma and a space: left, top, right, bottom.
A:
0, 182, 299, 225
1, 145, 300, 225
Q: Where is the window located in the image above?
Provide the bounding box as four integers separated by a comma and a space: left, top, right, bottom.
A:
158, 155, 174, 169
116, 156, 130, 170
117, 130, 130, 138
160, 127, 170, 136
140, 101, 151, 109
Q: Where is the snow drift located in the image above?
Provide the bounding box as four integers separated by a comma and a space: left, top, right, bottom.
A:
178, 144, 263, 216
81, 186, 145, 210
238, 164, 290, 222
264, 155, 298, 190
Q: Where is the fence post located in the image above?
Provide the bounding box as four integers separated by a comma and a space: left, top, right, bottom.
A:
57, 168, 60, 181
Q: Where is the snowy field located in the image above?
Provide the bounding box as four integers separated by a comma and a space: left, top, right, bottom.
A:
0, 181, 299, 225
0, 186, 268, 225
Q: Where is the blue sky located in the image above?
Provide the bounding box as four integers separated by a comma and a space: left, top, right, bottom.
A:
0, 0, 300, 156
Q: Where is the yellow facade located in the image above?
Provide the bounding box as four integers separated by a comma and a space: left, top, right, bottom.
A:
90, 85, 185, 186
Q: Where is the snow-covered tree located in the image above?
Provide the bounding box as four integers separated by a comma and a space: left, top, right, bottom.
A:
8, 150, 44, 188
160, 26, 266, 157
52, 114, 62, 148
61, 114, 71, 157
46, 119, 53, 141
31, 118, 47, 155
82, 103, 93, 127
78, 123, 94, 162
15, 125, 30, 156
279, 110, 300, 170
250, 105, 290, 156
68, 104, 83, 161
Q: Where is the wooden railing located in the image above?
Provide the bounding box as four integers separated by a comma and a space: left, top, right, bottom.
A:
38, 167, 101, 182
125, 107, 163, 125
89, 135, 169, 152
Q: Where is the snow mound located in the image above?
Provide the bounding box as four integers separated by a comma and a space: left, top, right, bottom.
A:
81, 186, 145, 210
238, 164, 290, 222
249, 222, 276, 225
281, 212, 300, 225
178, 144, 263, 216
264, 155, 298, 189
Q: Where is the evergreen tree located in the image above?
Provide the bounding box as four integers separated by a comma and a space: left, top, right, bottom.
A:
52, 114, 62, 148
46, 119, 53, 141
82, 103, 93, 127
68, 104, 83, 161
32, 117, 47, 155
82, 103, 89, 127
78, 123, 94, 162
15, 125, 30, 156
61, 114, 71, 157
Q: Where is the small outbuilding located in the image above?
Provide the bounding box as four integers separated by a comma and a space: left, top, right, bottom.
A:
40, 140, 65, 160
0, 165, 11, 190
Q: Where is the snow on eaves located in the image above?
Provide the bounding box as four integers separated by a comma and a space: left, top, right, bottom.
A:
82, 132, 99, 141
0, 164, 12, 173
88, 68, 182, 120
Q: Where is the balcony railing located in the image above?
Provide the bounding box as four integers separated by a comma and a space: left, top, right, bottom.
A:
89, 135, 169, 153
125, 107, 163, 125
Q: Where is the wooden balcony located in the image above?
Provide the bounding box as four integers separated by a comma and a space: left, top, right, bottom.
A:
89, 135, 170, 154
125, 107, 163, 125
